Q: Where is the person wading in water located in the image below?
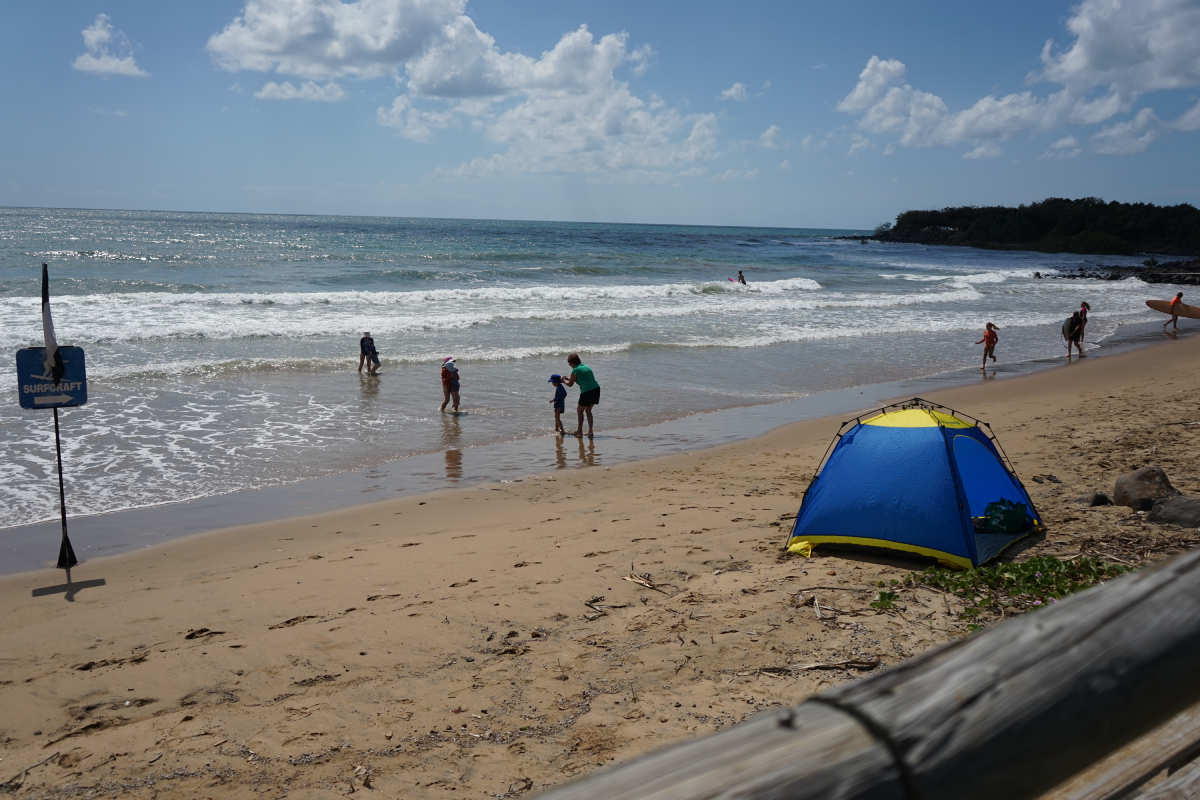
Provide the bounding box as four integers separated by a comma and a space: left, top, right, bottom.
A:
562, 353, 599, 438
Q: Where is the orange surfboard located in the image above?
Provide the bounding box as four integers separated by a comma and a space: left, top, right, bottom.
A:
1147, 299, 1200, 319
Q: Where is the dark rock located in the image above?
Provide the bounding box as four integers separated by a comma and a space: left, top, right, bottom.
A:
1082, 491, 1112, 507
1113, 466, 1180, 510
1148, 496, 1200, 527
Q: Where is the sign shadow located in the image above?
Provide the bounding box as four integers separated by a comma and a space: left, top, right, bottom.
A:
32, 569, 106, 602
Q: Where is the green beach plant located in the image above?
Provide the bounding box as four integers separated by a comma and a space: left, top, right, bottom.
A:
904, 556, 1129, 630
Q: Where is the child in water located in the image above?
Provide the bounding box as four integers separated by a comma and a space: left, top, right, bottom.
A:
548, 374, 567, 434
976, 322, 999, 369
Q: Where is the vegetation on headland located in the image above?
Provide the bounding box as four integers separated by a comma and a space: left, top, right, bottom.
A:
871, 197, 1200, 256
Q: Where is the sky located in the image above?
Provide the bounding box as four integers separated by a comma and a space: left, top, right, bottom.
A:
2, 0, 1199, 229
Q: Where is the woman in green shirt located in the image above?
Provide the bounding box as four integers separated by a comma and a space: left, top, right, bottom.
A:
562, 353, 599, 437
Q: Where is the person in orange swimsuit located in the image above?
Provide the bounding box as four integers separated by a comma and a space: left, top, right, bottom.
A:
1165, 292, 1184, 330
975, 322, 998, 369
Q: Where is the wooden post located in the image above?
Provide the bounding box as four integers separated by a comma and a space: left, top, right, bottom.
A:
533, 549, 1200, 800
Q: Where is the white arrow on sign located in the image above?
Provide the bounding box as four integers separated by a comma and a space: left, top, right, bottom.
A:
34, 395, 74, 405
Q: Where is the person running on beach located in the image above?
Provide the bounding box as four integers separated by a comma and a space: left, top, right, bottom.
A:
440, 357, 460, 412
975, 322, 999, 369
737, 271, 747, 286
358, 332, 380, 376
1065, 311, 1085, 357
548, 374, 567, 434
562, 354, 599, 437
1165, 292, 1184, 330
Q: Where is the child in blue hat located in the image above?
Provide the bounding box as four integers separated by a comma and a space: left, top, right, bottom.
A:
548, 374, 567, 434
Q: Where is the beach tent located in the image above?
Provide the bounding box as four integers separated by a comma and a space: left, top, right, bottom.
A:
786, 398, 1041, 568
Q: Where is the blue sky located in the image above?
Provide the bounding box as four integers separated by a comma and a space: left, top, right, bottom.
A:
2, 0, 1199, 228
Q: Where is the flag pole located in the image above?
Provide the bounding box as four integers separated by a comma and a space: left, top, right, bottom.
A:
53, 407, 77, 571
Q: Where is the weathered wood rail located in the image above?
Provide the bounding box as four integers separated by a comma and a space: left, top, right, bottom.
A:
534, 548, 1200, 800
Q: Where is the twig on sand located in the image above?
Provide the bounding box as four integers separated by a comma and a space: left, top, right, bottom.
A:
623, 564, 675, 594
2, 752, 60, 790
750, 658, 881, 676
583, 596, 629, 617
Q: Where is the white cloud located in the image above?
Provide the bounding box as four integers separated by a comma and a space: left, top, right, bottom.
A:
810, 63, 826, 71
1037, 0, 1200, 101
799, 134, 813, 150
758, 125, 782, 149
1039, 135, 1082, 159
779, 159, 792, 170
1092, 107, 1161, 154
756, 81, 771, 97
1174, 99, 1200, 130
256, 80, 345, 100
847, 133, 873, 156
963, 142, 1002, 159
718, 82, 748, 102
208, 0, 461, 80
72, 14, 148, 77
711, 167, 759, 183
836, 0, 1200, 155
213, 1, 718, 178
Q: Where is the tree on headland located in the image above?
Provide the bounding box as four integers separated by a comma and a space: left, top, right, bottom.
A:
871, 198, 1200, 256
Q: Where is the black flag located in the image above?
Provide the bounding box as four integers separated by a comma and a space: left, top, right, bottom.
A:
42, 263, 65, 385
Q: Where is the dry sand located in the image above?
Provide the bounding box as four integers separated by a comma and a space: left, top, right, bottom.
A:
3, 335, 1200, 799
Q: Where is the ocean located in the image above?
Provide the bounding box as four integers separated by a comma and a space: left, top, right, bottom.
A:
0, 206, 1181, 532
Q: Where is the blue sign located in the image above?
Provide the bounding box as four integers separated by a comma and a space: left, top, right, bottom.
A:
16, 347, 88, 409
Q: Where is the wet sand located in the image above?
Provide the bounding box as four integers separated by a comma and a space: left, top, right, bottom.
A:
2, 335, 1200, 798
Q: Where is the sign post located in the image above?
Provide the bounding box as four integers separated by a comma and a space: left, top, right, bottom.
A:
17, 263, 88, 572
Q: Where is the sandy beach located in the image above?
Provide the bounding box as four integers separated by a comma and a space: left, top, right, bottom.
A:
3, 335, 1200, 799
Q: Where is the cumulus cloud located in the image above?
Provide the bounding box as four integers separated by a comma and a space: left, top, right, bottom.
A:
758, 125, 782, 148
72, 14, 149, 77
1092, 107, 1161, 154
779, 159, 792, 170
256, 80, 345, 100
1174, 99, 1200, 130
847, 133, 872, 156
710, 166, 757, 183
1039, 135, 1082, 159
208, 0, 460, 80
209, 1, 716, 178
718, 82, 749, 102
963, 142, 1001, 159
836, 0, 1200, 155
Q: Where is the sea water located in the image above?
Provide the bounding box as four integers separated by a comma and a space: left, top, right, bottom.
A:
0, 207, 1180, 530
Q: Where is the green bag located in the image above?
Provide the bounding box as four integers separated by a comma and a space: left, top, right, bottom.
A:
984, 498, 1028, 534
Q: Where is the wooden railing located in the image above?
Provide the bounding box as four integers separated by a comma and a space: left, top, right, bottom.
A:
535, 548, 1200, 800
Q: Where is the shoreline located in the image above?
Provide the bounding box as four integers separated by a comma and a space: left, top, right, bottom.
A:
2, 328, 1200, 797
1, 317, 1190, 578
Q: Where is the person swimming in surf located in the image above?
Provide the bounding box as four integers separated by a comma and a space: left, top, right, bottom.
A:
737, 271, 747, 285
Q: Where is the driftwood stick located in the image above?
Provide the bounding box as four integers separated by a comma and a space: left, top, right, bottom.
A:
534, 549, 1200, 800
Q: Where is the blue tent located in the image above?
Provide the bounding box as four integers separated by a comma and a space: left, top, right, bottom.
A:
786, 399, 1042, 568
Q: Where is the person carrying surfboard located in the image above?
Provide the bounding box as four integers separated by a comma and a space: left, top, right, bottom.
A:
975, 322, 998, 369
1165, 292, 1184, 330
